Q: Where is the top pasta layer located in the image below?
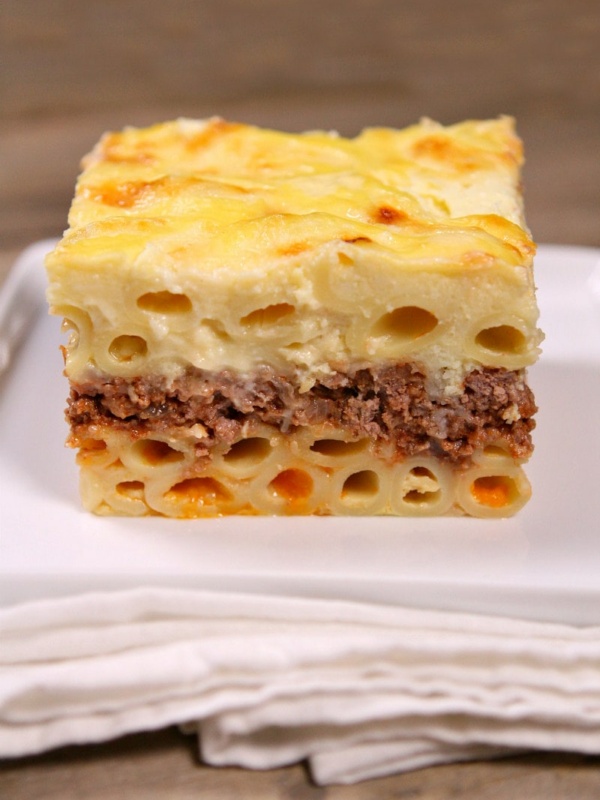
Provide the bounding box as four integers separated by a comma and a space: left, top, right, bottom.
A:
45, 117, 541, 390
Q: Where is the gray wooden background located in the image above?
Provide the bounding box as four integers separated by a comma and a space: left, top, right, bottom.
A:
1, 0, 599, 253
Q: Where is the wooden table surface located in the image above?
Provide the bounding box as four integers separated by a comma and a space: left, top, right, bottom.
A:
1, 1, 599, 796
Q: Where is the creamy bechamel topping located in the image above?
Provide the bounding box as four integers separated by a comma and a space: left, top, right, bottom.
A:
47, 116, 541, 394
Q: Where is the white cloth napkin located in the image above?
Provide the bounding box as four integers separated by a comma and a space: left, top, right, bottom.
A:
1, 588, 599, 785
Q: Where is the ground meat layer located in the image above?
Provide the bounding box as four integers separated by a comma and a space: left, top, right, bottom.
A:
67, 364, 536, 467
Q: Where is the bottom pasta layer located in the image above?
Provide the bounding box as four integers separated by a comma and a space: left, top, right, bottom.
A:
67, 363, 536, 518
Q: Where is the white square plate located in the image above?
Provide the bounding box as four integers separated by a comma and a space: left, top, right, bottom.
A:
1, 243, 599, 624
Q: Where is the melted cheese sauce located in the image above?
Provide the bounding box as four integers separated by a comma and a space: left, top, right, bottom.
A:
46, 117, 541, 388
66, 116, 532, 251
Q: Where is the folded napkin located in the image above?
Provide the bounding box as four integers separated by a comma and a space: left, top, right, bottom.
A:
1, 588, 599, 784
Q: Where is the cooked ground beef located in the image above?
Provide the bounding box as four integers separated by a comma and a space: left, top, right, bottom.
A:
67, 364, 536, 466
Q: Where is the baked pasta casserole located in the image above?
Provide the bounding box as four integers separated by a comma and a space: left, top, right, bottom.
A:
46, 116, 542, 517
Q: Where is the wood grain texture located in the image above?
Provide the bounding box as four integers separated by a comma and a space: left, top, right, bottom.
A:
1, 1, 599, 796
1, 0, 599, 248
1, 729, 600, 799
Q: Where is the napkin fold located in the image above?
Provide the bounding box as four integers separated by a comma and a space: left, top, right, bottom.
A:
1, 587, 598, 784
